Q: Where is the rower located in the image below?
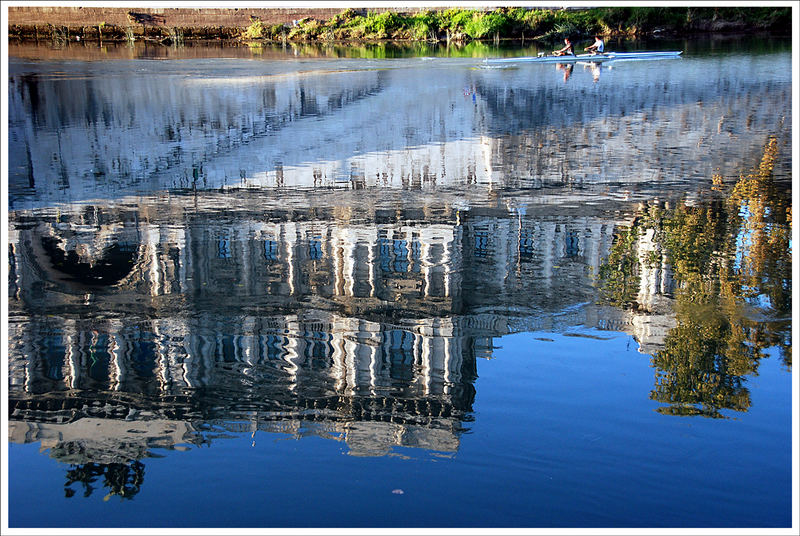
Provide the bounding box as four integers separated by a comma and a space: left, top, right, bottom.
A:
584, 35, 605, 55
556, 62, 574, 82
553, 37, 575, 57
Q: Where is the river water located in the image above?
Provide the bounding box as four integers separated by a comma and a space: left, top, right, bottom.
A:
5, 37, 793, 528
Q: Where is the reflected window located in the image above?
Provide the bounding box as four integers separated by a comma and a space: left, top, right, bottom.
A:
474, 229, 491, 258
565, 230, 580, 257
410, 240, 422, 272
310, 340, 331, 363
218, 235, 231, 259
219, 335, 237, 362
86, 334, 111, 383
379, 237, 393, 272
43, 336, 66, 381
264, 239, 279, 263
308, 239, 323, 260
387, 330, 415, 382
519, 229, 535, 259
128, 339, 157, 379
305, 331, 332, 365
393, 239, 409, 272
262, 334, 286, 360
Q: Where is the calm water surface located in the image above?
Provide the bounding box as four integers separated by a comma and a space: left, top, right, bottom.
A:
5, 38, 793, 528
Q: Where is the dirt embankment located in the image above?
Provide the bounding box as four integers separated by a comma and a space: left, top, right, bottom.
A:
6, 6, 421, 40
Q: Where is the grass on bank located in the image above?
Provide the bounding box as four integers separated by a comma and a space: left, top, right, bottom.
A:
8, 6, 791, 44
240, 6, 792, 43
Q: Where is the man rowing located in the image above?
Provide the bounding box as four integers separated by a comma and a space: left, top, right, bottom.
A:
556, 62, 574, 82
553, 37, 575, 57
584, 35, 605, 55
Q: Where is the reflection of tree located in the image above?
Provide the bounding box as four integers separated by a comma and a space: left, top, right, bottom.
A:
727, 138, 792, 317
599, 137, 791, 417
64, 461, 145, 500
597, 220, 641, 308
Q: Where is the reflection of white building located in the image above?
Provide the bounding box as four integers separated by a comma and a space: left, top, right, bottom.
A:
7, 193, 628, 460
8, 64, 492, 207
636, 225, 674, 312
8, 53, 791, 210
8, 194, 624, 393
8, 193, 621, 315
8, 302, 474, 458
8, 411, 463, 463
8, 419, 197, 464
631, 219, 677, 356
10, 50, 787, 462
6, 193, 696, 463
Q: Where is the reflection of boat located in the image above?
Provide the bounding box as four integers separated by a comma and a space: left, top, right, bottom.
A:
486, 51, 683, 64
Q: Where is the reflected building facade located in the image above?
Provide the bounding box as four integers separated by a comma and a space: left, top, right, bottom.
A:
7, 48, 791, 489
8, 192, 626, 464
8, 52, 791, 209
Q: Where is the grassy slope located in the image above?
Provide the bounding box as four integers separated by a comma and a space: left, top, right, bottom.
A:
242, 7, 793, 42
8, 7, 792, 43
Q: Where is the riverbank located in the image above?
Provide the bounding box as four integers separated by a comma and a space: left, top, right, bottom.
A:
7, 6, 792, 44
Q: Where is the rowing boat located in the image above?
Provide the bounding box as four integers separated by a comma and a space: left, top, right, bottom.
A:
485, 51, 682, 64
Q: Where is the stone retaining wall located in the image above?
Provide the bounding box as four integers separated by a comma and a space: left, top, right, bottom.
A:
7, 6, 461, 30
7, 5, 476, 40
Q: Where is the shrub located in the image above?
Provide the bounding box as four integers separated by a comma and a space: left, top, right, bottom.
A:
410, 11, 440, 40
463, 12, 508, 39
270, 24, 286, 38
596, 7, 632, 33
628, 7, 687, 32
298, 19, 324, 38
546, 21, 580, 40
242, 19, 265, 39
439, 8, 475, 32
331, 8, 360, 26
358, 11, 405, 38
